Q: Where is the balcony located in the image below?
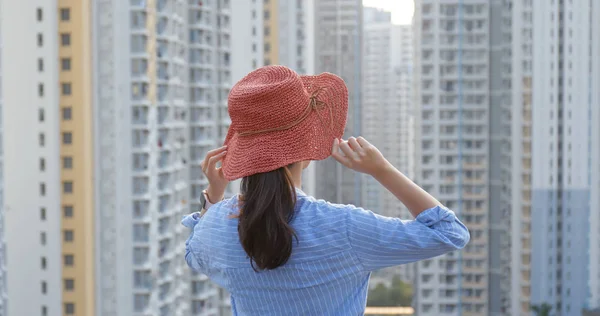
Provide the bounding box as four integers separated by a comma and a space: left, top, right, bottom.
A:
133, 177, 150, 196
132, 153, 150, 172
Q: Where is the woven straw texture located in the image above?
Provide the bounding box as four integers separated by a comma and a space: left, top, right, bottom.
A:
222, 65, 349, 180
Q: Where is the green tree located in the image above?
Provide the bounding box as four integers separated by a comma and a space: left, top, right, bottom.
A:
367, 276, 412, 307
530, 303, 552, 316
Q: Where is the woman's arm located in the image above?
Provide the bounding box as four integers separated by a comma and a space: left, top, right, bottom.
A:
332, 137, 441, 218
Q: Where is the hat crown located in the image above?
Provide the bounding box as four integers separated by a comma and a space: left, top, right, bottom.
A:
227, 66, 309, 133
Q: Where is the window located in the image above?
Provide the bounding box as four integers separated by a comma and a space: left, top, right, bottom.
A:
42, 306, 47, 316
64, 254, 74, 266
264, 10, 270, 19
37, 7, 43, 21
39, 133, 45, 146
63, 205, 74, 218
38, 58, 44, 71
63, 156, 73, 169
39, 108, 45, 122
64, 279, 75, 291
60, 33, 71, 46
38, 83, 44, 97
264, 43, 270, 52
62, 107, 72, 120
264, 26, 270, 36
40, 183, 46, 196
40, 207, 46, 220
63, 230, 74, 242
40, 157, 45, 171
40, 232, 46, 245
62, 132, 72, 144
64, 303, 75, 315
41, 257, 47, 269
41, 281, 47, 294
61, 58, 71, 71
61, 83, 72, 95
37, 33, 43, 46
63, 181, 73, 193
60, 8, 70, 21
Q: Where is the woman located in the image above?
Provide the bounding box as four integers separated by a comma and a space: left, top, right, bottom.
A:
183, 66, 469, 315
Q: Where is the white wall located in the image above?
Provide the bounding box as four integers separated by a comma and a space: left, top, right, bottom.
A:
1, 1, 62, 315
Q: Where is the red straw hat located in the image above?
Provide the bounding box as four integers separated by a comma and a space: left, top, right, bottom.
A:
222, 65, 348, 180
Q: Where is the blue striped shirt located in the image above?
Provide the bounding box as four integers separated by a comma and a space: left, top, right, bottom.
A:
182, 189, 469, 315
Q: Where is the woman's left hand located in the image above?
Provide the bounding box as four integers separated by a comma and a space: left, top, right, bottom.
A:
201, 146, 229, 203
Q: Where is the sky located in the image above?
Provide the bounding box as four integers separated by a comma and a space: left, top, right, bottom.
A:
362, 0, 414, 25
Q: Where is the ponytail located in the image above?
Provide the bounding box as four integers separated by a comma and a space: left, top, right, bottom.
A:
238, 165, 297, 271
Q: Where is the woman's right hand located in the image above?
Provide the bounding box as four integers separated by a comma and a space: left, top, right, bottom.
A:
201, 146, 229, 202
331, 137, 392, 177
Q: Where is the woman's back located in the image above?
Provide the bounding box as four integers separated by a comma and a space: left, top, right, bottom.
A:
184, 190, 469, 315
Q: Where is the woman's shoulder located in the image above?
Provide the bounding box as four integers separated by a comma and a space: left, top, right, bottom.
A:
297, 194, 360, 224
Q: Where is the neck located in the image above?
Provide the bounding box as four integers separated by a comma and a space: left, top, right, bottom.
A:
288, 164, 303, 189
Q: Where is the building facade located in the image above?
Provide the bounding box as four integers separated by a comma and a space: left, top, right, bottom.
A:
414, 1, 600, 315
488, 0, 534, 315
313, 0, 363, 205
362, 7, 393, 216
530, 0, 600, 314
413, 1, 490, 315
2, 1, 76, 315
1, 0, 242, 315
0, 10, 5, 316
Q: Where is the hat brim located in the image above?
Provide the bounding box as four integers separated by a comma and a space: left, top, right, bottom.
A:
221, 72, 349, 181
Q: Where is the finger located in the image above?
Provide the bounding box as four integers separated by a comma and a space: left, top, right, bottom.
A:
205, 146, 227, 161
331, 139, 351, 165
339, 140, 358, 161
331, 138, 339, 154
348, 137, 365, 155
202, 146, 227, 169
331, 146, 352, 167
356, 136, 371, 148
206, 151, 227, 172
206, 146, 227, 157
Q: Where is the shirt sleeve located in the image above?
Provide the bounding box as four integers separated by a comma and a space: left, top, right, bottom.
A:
345, 205, 470, 272
181, 213, 206, 273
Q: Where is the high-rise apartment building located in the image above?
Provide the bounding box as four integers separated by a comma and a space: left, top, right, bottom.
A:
263, 0, 314, 74
3, 1, 94, 316
363, 8, 415, 285
314, 0, 363, 204
488, 0, 534, 315
413, 1, 489, 315
0, 19, 5, 316
388, 24, 415, 215
362, 9, 414, 218
530, 0, 600, 314
363, 7, 393, 215
1, 0, 240, 315
415, 1, 600, 316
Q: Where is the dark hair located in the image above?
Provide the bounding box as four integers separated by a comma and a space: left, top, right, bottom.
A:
238, 165, 298, 271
